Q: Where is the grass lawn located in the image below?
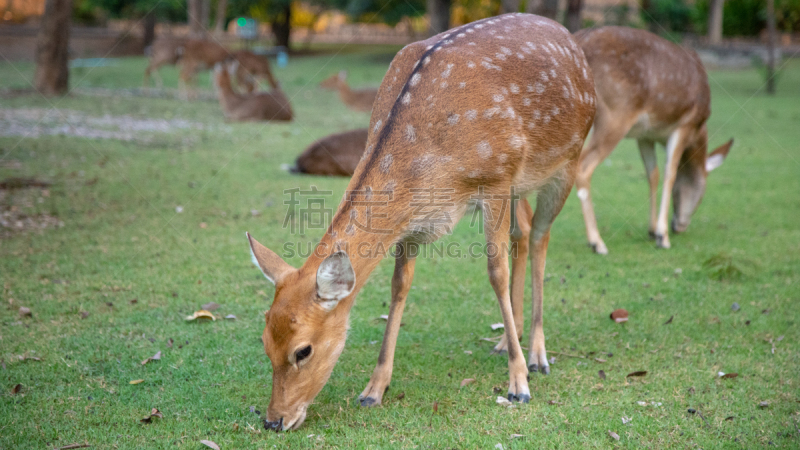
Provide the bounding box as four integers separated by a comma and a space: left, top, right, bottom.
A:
1, 45, 798, 449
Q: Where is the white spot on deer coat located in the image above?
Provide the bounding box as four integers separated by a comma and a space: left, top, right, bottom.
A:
380, 153, 393, 173
509, 135, 524, 149
404, 125, 416, 143
510, 83, 519, 94
493, 94, 504, 102
465, 110, 477, 121
534, 82, 545, 94
373, 119, 382, 132
448, 114, 460, 125
402, 92, 411, 104
484, 107, 500, 118
477, 141, 492, 159
410, 73, 421, 86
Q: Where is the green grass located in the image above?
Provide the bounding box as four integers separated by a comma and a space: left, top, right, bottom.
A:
1, 47, 799, 449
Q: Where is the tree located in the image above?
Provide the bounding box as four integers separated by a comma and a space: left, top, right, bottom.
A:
565, 0, 583, 32
188, 0, 209, 36
34, 0, 72, 96
766, 0, 777, 94
526, 0, 558, 20
708, 0, 724, 44
427, 0, 451, 35
214, 0, 228, 33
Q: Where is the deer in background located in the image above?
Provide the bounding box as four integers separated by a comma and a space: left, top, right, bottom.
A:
178, 39, 230, 99
230, 50, 280, 92
574, 27, 733, 254
289, 129, 369, 176
143, 37, 186, 88
319, 71, 379, 112
213, 62, 293, 122
246, 13, 596, 431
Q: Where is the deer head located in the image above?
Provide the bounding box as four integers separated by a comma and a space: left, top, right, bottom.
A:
247, 233, 355, 431
672, 130, 733, 233
319, 70, 347, 90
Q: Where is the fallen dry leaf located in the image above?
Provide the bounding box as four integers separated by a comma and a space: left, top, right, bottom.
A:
598, 370, 606, 380
396, 392, 405, 400
608, 430, 620, 441
460, 378, 475, 387
664, 315, 673, 325
199, 222, 207, 229
490, 323, 504, 331
129, 379, 145, 385
758, 401, 769, 408
595, 358, 606, 363
11, 383, 22, 394
17, 355, 42, 362
80, 311, 89, 319
720, 372, 739, 379
202, 302, 220, 312
433, 401, 439, 413
19, 306, 31, 317
185, 310, 215, 321
610, 309, 628, 323
140, 408, 163, 423
510, 434, 525, 439
463, 350, 472, 355
141, 351, 162, 366
626, 371, 647, 378
200, 440, 220, 450
167, 338, 174, 348
224, 314, 237, 320
496, 396, 513, 407
378, 315, 389, 320
130, 298, 138, 304
547, 400, 562, 405
56, 444, 91, 450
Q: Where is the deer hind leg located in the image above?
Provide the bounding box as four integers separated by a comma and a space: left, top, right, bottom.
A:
528, 168, 576, 375
493, 197, 533, 354
178, 61, 197, 101
576, 113, 631, 255
655, 127, 689, 249
484, 196, 530, 403
359, 242, 416, 407
638, 139, 659, 238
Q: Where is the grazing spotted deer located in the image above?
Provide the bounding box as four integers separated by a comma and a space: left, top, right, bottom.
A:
143, 37, 186, 88
247, 13, 596, 431
319, 71, 379, 112
290, 128, 369, 176
213, 62, 293, 122
574, 27, 733, 253
178, 39, 230, 99
231, 50, 280, 92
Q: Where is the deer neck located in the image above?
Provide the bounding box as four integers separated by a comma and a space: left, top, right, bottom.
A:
337, 81, 356, 104
216, 72, 242, 110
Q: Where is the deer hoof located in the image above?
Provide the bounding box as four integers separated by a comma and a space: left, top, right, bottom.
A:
507, 392, 530, 403
528, 363, 551, 375
655, 234, 671, 249
490, 347, 508, 356
648, 230, 657, 240
359, 396, 377, 407
589, 242, 609, 255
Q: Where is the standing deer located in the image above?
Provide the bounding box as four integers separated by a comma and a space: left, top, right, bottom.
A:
213, 62, 293, 122
143, 37, 186, 88
574, 27, 733, 253
231, 50, 280, 92
290, 128, 369, 176
178, 39, 231, 99
246, 13, 596, 431
319, 71, 379, 112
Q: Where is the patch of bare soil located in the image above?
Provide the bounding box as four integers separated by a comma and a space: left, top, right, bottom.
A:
0, 181, 63, 239
0, 108, 205, 142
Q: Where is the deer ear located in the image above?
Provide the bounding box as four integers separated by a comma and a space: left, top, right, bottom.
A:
706, 139, 733, 172
246, 232, 293, 285
316, 252, 355, 309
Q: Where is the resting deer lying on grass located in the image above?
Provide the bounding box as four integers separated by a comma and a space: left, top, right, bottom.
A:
573, 27, 733, 253
319, 71, 379, 112
143, 37, 186, 88
213, 62, 293, 122
230, 50, 280, 93
290, 128, 369, 176
246, 13, 596, 431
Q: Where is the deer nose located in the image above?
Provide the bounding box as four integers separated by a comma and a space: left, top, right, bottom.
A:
264, 417, 283, 432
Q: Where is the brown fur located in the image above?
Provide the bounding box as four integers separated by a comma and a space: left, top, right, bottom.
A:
213, 63, 293, 122
177, 39, 231, 99
573, 26, 733, 253
248, 14, 597, 430
292, 129, 369, 176
231, 50, 280, 92
143, 37, 186, 88
319, 71, 379, 112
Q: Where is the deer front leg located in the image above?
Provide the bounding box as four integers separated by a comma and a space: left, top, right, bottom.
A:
359, 243, 416, 407
493, 198, 532, 354
638, 139, 659, 238
655, 128, 688, 249
528, 171, 575, 375
485, 198, 530, 403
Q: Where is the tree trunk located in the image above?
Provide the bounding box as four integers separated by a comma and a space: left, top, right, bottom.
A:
271, 2, 291, 49
766, 0, 776, 94
500, 0, 520, 14
34, 0, 72, 97
427, 0, 451, 36
214, 0, 228, 34
200, 0, 210, 32
188, 0, 203, 36
708, 0, 724, 44
565, 0, 583, 32
526, 0, 558, 20
143, 10, 156, 49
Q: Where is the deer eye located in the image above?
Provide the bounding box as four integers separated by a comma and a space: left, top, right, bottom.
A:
295, 345, 312, 362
